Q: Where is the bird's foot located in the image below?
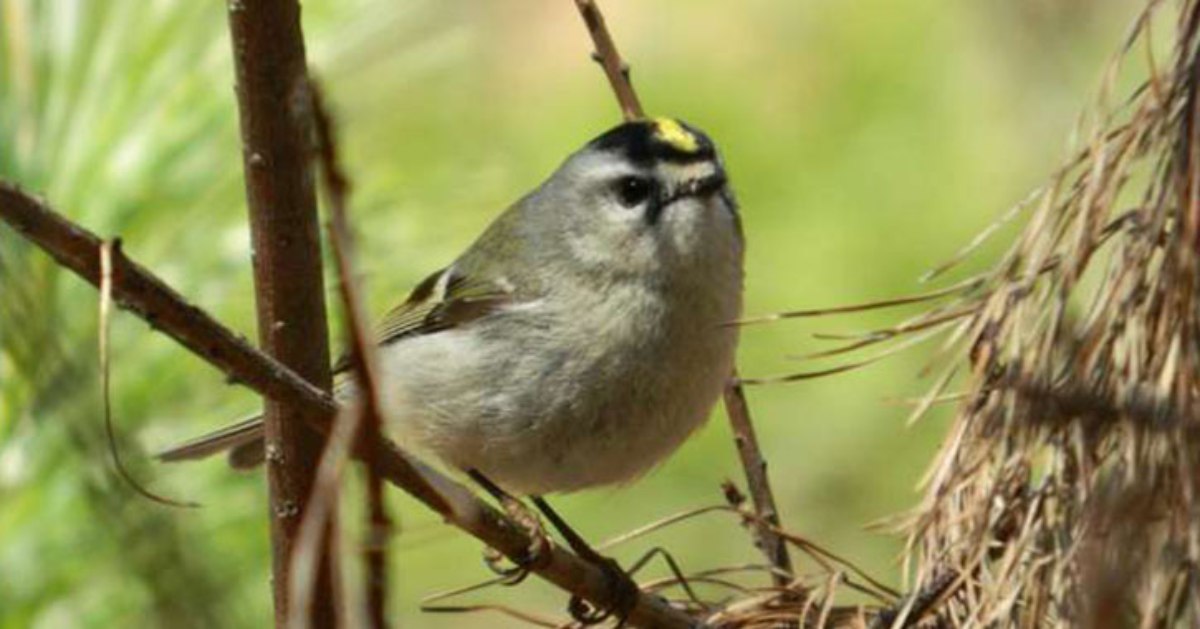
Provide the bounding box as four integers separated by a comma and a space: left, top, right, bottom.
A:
567, 554, 640, 627
481, 494, 552, 586
527, 496, 640, 626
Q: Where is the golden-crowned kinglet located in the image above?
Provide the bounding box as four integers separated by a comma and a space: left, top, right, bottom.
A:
160, 117, 743, 496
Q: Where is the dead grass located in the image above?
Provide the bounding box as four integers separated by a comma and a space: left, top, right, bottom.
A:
889, 0, 1200, 625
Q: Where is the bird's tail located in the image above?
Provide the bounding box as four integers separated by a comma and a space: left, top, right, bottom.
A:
156, 415, 266, 469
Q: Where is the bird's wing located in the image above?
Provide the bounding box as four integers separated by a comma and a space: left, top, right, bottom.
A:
158, 265, 514, 466
330, 265, 514, 374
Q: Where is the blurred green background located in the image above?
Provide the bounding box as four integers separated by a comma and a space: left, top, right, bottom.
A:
0, 0, 1136, 626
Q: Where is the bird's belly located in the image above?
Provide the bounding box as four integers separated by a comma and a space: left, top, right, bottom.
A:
379, 312, 738, 495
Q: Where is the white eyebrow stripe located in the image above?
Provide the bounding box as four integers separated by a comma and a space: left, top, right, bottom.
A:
656, 161, 718, 186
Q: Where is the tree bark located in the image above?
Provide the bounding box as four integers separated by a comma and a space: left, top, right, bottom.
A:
225, 1, 338, 625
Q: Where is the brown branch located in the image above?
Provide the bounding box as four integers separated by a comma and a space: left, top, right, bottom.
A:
0, 183, 701, 629
573, 0, 644, 121
722, 377, 794, 587
224, 1, 337, 623
310, 84, 390, 629
0, 185, 337, 412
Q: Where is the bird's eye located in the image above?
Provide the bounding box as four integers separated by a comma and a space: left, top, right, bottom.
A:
614, 176, 653, 208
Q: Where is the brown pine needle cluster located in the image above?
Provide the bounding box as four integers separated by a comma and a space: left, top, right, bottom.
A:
888, 0, 1200, 625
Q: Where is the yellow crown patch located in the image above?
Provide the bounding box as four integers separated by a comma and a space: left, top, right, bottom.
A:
652, 118, 700, 153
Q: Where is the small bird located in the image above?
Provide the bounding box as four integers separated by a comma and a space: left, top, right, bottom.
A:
160, 117, 743, 499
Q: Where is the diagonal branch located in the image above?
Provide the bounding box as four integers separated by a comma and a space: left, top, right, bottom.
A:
0, 183, 700, 629
0, 184, 336, 413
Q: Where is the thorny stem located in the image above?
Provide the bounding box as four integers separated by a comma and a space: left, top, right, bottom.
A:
0, 183, 701, 629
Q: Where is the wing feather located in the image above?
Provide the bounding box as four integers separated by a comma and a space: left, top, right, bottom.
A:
331, 266, 512, 374
161, 265, 515, 466
156, 414, 264, 462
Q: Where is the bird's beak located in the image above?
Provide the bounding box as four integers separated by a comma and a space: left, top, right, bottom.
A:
686, 169, 728, 199
648, 162, 730, 225
663, 165, 727, 205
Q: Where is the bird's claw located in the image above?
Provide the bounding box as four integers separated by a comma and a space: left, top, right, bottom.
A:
568, 556, 639, 627
481, 497, 552, 586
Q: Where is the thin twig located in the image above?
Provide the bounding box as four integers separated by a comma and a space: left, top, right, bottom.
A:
731, 275, 986, 326
597, 504, 731, 551
309, 81, 391, 629
98, 239, 198, 509
792, 305, 976, 361
0, 183, 700, 629
289, 402, 363, 629
722, 378, 795, 587
739, 325, 945, 386
573, 0, 644, 121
